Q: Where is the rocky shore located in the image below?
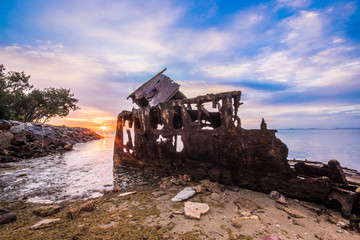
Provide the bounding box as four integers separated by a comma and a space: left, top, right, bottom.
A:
1, 173, 359, 240
0, 120, 103, 163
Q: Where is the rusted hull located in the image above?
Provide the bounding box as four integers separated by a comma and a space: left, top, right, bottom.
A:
114, 71, 359, 217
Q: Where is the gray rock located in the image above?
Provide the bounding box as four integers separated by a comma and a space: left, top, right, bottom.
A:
171, 187, 196, 202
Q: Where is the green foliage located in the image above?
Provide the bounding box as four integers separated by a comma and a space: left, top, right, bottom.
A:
0, 64, 79, 122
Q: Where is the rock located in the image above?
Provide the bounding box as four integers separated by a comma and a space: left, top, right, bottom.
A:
221, 185, 239, 192
9, 124, 25, 134
159, 177, 173, 190
167, 221, 176, 230
30, 218, 61, 230
152, 190, 166, 198
192, 184, 206, 193
231, 214, 260, 222
293, 219, 305, 227
0, 131, 13, 149
0, 121, 12, 131
231, 222, 242, 228
270, 191, 287, 204
11, 133, 27, 146
171, 187, 196, 202
119, 176, 128, 182
170, 177, 181, 185
33, 205, 61, 217
118, 191, 137, 197
262, 236, 281, 240
210, 192, 221, 201
181, 174, 191, 182
233, 197, 262, 212
184, 201, 210, 220
63, 144, 72, 150
112, 186, 122, 192
200, 179, 221, 193
0, 209, 16, 225
314, 232, 335, 240
275, 203, 305, 218
67, 200, 96, 219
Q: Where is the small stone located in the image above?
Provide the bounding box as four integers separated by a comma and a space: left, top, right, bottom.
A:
67, 200, 96, 219
0, 212, 16, 225
171, 187, 196, 202
192, 184, 206, 193
231, 214, 260, 222
173, 210, 184, 215
184, 201, 210, 220
30, 218, 61, 230
270, 191, 286, 204
221, 185, 239, 192
112, 186, 122, 192
210, 192, 221, 201
276, 203, 305, 218
118, 191, 137, 197
33, 205, 61, 217
314, 232, 335, 240
232, 222, 242, 228
293, 219, 305, 227
167, 221, 176, 230
181, 174, 191, 182
262, 236, 281, 240
200, 179, 221, 193
159, 178, 173, 190
152, 190, 166, 198
119, 176, 128, 182
170, 177, 181, 185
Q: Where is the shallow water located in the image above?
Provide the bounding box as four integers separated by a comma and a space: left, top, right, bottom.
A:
277, 129, 360, 171
0, 135, 115, 203
1, 129, 359, 203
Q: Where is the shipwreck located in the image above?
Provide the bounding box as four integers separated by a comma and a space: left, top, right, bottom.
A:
114, 69, 360, 217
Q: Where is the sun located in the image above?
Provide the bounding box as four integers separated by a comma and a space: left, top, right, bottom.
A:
100, 126, 107, 131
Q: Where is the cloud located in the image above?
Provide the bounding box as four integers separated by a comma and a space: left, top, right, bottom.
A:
1, 0, 359, 129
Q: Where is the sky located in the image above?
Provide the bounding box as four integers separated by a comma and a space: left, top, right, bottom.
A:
0, 0, 359, 131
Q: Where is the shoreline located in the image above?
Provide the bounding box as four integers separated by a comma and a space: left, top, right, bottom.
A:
0, 120, 103, 163
1, 174, 359, 240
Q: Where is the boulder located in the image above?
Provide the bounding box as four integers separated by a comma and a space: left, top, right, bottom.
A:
0, 131, 13, 149
0, 121, 12, 131
11, 133, 27, 146
184, 201, 210, 220
171, 187, 196, 202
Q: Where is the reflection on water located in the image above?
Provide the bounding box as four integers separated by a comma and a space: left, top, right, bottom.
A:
0, 133, 115, 203
277, 129, 360, 171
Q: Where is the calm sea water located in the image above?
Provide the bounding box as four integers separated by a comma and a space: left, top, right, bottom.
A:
277, 129, 360, 171
1, 129, 359, 202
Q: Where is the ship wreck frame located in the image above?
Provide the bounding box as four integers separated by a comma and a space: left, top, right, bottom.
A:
114, 69, 360, 217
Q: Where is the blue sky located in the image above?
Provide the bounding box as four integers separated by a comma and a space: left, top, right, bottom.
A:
0, 0, 359, 130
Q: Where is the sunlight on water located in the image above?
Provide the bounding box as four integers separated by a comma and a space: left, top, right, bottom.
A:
0, 133, 115, 203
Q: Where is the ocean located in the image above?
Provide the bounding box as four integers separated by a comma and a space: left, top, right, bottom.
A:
1, 129, 359, 203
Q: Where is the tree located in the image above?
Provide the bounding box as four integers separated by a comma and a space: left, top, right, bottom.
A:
0, 64, 79, 123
